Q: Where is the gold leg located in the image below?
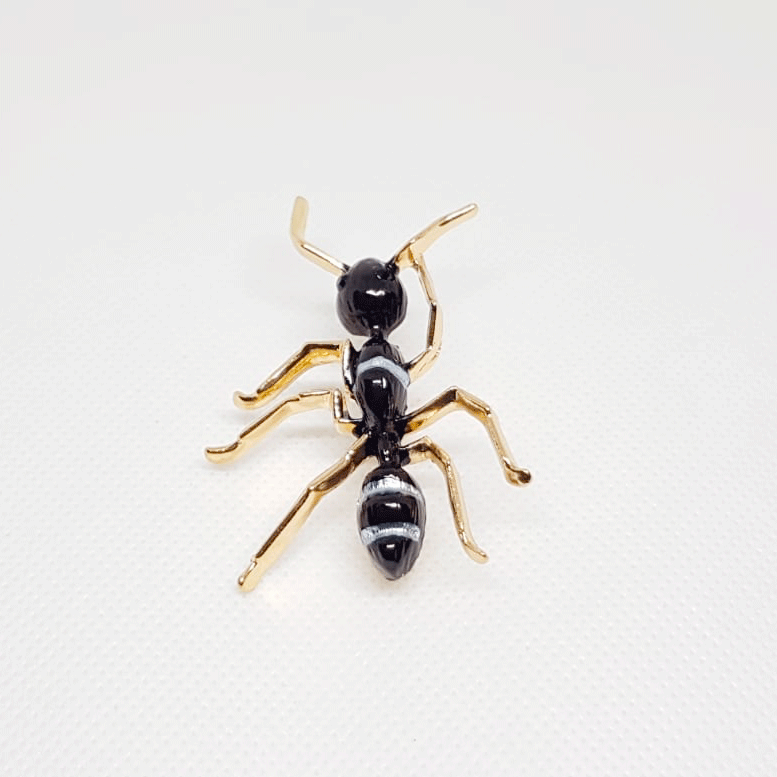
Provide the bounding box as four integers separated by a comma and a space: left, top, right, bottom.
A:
404, 256, 442, 382
330, 389, 359, 436
233, 341, 345, 409
238, 435, 369, 591
206, 390, 356, 463
404, 436, 488, 563
403, 387, 531, 486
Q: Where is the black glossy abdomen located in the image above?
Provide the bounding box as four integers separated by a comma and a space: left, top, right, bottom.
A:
358, 467, 426, 580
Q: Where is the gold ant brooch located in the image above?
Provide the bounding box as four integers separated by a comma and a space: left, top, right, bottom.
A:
207, 198, 531, 590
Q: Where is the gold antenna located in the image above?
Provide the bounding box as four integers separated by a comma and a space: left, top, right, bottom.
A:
290, 196, 349, 276
391, 203, 478, 268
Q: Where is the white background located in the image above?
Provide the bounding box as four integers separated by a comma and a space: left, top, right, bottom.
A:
2, 1, 776, 775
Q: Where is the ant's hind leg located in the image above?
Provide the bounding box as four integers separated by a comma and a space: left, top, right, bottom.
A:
403, 387, 531, 487
238, 434, 369, 591
403, 436, 488, 564
206, 389, 357, 463
233, 341, 346, 409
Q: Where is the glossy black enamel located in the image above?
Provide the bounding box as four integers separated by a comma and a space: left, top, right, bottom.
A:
358, 467, 426, 580
333, 260, 422, 580
352, 338, 408, 433
336, 258, 407, 337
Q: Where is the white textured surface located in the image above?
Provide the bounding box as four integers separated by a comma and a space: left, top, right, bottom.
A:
2, 2, 776, 775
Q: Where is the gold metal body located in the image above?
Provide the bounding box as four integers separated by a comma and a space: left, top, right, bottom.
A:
206, 197, 530, 590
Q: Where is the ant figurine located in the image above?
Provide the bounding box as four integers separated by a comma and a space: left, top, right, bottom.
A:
206, 197, 531, 590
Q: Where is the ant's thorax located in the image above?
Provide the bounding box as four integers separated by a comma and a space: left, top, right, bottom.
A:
348, 335, 410, 466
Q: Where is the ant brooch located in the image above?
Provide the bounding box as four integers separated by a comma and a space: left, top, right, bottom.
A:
206, 197, 531, 590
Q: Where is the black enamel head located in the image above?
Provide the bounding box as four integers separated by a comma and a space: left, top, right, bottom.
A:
335, 258, 407, 337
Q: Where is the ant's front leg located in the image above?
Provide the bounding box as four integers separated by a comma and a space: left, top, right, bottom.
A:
402, 387, 531, 486
403, 256, 442, 382
233, 341, 348, 409
391, 202, 478, 382
206, 389, 357, 464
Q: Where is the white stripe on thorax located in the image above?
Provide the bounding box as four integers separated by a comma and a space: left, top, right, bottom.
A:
360, 522, 421, 546
354, 356, 410, 388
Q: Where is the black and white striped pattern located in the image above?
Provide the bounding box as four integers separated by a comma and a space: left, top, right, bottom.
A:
360, 522, 422, 546
358, 472, 424, 505
358, 473, 425, 546
354, 355, 410, 388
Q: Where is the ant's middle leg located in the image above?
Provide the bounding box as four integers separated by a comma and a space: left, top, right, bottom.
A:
402, 387, 531, 487
233, 341, 347, 409
206, 389, 357, 463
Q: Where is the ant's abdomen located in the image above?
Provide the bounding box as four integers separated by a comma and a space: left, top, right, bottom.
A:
358, 466, 426, 580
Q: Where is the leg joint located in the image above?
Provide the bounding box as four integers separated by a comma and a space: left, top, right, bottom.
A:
449, 386, 492, 416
